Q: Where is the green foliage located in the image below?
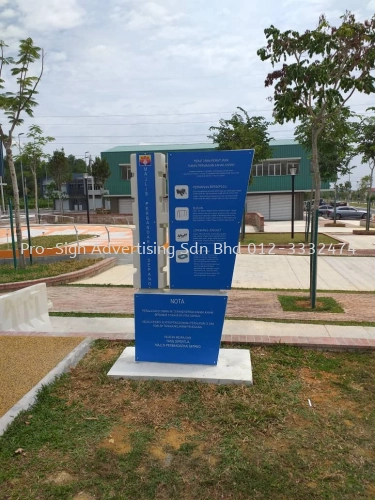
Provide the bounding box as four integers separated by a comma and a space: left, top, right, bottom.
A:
257, 11, 375, 208
67, 154, 87, 174
208, 107, 273, 164
257, 13, 375, 125
0, 38, 44, 136
355, 115, 375, 209
18, 125, 54, 176
91, 156, 111, 187
295, 106, 357, 181
356, 116, 375, 166
48, 149, 70, 190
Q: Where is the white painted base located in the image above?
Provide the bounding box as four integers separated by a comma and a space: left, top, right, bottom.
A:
107, 347, 253, 385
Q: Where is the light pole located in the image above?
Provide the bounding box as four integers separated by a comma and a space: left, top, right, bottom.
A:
18, 132, 25, 208
290, 166, 297, 239
84, 151, 89, 173
83, 173, 90, 224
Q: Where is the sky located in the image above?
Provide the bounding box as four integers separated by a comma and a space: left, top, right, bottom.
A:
0, 0, 375, 187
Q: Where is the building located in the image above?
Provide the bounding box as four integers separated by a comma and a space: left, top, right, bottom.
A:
42, 174, 109, 212
101, 140, 329, 220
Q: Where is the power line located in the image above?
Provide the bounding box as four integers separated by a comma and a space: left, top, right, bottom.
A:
47, 138, 297, 145
22, 102, 375, 119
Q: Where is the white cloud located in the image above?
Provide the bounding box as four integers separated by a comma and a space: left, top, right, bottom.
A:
111, 0, 184, 28
48, 51, 67, 62
1, 8, 16, 18
16, 0, 85, 31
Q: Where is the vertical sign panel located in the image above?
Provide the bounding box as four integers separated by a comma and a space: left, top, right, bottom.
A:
168, 150, 254, 290
136, 153, 158, 288
135, 292, 228, 365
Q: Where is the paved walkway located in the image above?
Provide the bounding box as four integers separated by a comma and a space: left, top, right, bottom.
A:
47, 287, 375, 323
73, 255, 375, 290
6, 317, 375, 351
0, 224, 133, 248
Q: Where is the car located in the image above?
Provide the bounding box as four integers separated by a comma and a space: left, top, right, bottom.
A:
318, 204, 333, 216
327, 206, 368, 220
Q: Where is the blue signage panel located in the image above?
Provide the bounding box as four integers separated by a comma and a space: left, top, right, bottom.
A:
135, 293, 228, 365
168, 150, 254, 290
136, 153, 158, 289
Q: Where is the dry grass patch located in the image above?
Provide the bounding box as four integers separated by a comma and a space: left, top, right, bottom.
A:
0, 342, 374, 499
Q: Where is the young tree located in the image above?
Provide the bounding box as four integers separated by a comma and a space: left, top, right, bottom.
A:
257, 12, 375, 305
17, 125, 54, 219
208, 107, 273, 239
257, 12, 375, 212
208, 107, 273, 163
0, 38, 44, 267
356, 116, 375, 230
67, 154, 87, 174
48, 149, 70, 214
91, 156, 111, 209
295, 107, 357, 181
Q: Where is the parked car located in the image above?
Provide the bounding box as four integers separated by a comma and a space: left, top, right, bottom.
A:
327, 206, 368, 220
318, 204, 333, 216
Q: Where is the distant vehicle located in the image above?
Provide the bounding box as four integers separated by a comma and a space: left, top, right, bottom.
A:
327, 206, 368, 220
328, 201, 347, 207
304, 199, 325, 210
318, 204, 333, 216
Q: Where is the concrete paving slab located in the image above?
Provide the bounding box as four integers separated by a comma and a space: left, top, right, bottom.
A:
364, 327, 375, 339
325, 325, 371, 339
47, 316, 135, 336
333, 234, 375, 250
231, 255, 305, 289
73, 265, 135, 285
44, 317, 372, 342
222, 319, 328, 338
69, 254, 375, 291
325, 257, 375, 291
107, 347, 253, 385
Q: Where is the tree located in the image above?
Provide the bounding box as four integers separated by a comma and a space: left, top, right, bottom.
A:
355, 116, 375, 230
48, 149, 70, 214
67, 154, 87, 174
0, 38, 44, 267
296, 107, 357, 223
91, 156, 111, 209
208, 107, 273, 240
16, 125, 54, 219
208, 107, 273, 164
257, 12, 375, 213
257, 12, 375, 306
295, 107, 357, 182
337, 181, 352, 202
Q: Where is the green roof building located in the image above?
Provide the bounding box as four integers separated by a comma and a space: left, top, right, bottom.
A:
101, 140, 328, 220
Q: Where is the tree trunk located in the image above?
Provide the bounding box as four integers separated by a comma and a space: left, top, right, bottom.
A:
310, 127, 321, 306
5, 143, 25, 268
311, 129, 321, 214
33, 171, 39, 224
366, 164, 374, 231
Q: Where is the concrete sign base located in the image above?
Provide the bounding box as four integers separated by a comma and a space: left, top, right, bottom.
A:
107, 347, 253, 385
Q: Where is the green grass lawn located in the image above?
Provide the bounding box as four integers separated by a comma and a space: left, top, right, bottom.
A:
0, 259, 102, 283
241, 232, 339, 245
278, 295, 345, 313
0, 234, 97, 251
0, 341, 374, 499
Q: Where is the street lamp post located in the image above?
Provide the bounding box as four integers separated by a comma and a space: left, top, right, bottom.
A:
83, 173, 90, 224
290, 166, 297, 239
18, 133, 25, 207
